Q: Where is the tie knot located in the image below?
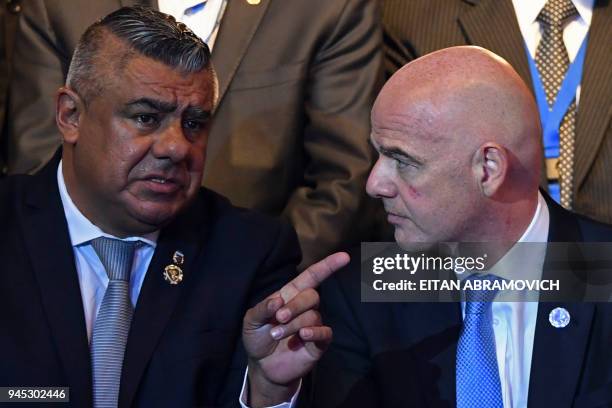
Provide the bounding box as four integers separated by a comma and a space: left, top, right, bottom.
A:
538, 0, 578, 27
90, 237, 138, 281
464, 275, 500, 315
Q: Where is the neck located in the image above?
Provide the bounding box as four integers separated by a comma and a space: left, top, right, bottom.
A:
464, 193, 539, 266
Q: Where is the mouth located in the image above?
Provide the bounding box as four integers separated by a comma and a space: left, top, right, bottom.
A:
140, 175, 185, 194
385, 209, 409, 224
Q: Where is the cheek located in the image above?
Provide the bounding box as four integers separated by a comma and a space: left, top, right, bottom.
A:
396, 183, 423, 209
407, 185, 421, 198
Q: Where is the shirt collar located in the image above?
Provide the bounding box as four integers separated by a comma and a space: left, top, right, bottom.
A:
513, 0, 594, 26
57, 161, 159, 248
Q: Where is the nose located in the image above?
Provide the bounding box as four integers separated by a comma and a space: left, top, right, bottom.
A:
366, 158, 397, 199
152, 122, 191, 163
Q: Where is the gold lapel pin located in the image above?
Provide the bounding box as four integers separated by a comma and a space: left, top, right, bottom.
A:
247, 0, 261, 5
164, 250, 185, 285
164, 264, 183, 285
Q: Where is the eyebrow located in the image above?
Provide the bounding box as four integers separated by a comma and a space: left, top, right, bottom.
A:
184, 106, 212, 121
371, 139, 423, 165
124, 98, 212, 121
125, 98, 177, 113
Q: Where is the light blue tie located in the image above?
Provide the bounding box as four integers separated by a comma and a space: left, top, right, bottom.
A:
90, 238, 138, 408
456, 276, 503, 408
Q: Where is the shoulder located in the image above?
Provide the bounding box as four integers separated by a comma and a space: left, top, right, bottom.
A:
556, 205, 612, 242
574, 214, 612, 242
545, 195, 612, 242
0, 173, 35, 210
182, 187, 301, 265
194, 187, 295, 239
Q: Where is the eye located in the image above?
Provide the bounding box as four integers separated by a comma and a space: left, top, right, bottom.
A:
134, 114, 159, 127
394, 157, 409, 169
183, 119, 205, 131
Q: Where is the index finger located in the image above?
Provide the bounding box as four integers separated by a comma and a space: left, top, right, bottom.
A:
279, 251, 350, 302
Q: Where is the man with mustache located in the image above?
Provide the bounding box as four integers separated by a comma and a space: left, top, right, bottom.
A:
0, 7, 347, 407
313, 46, 612, 407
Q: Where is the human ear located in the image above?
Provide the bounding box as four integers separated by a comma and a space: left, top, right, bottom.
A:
472, 143, 508, 197
56, 87, 85, 144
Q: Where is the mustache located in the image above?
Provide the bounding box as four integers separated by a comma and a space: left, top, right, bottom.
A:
134, 161, 189, 184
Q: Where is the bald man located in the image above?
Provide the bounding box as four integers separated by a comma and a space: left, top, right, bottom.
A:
311, 47, 612, 408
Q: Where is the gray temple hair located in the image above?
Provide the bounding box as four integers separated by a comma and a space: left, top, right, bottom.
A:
66, 6, 218, 105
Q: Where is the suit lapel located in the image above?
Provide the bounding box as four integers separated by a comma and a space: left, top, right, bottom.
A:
413, 302, 462, 408
573, 0, 612, 190
458, 0, 532, 85
20, 154, 92, 407
528, 302, 594, 407
119, 194, 210, 408
528, 198, 595, 407
399, 275, 461, 408
211, 0, 270, 106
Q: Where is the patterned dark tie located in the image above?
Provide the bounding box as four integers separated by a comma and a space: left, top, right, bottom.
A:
456, 275, 503, 408
535, 0, 578, 208
90, 237, 138, 408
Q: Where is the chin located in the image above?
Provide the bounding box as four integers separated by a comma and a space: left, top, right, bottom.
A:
394, 230, 435, 253
128, 203, 182, 231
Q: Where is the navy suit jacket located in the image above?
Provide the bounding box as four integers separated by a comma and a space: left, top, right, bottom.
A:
312, 197, 612, 407
0, 154, 301, 407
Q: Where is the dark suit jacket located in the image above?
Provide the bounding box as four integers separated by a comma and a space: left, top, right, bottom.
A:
4, 0, 384, 268
312, 198, 612, 407
381, 0, 612, 226
0, 154, 301, 407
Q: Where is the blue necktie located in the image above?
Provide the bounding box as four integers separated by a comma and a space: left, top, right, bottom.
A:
456, 276, 503, 408
90, 238, 138, 408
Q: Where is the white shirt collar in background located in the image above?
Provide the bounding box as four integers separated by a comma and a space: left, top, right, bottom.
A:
158, 0, 227, 48
512, 0, 594, 61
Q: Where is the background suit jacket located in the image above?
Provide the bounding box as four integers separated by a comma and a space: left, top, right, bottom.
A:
381, 0, 612, 226
0, 153, 301, 407
0, 0, 20, 174
4, 0, 384, 268
311, 198, 612, 407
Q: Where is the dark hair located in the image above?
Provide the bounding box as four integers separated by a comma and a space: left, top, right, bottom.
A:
66, 6, 214, 103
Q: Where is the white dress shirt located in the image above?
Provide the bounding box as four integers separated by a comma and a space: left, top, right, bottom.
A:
158, 0, 227, 49
512, 0, 595, 104
460, 192, 550, 408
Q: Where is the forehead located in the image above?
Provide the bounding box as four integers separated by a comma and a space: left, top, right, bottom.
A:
112, 55, 215, 109
370, 92, 446, 158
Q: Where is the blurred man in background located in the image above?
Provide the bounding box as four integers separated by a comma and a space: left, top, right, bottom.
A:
382, 0, 612, 226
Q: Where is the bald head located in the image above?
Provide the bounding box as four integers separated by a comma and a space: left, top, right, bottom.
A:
375, 46, 541, 184
367, 46, 543, 248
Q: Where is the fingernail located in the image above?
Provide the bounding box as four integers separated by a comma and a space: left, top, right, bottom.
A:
301, 328, 313, 339
268, 297, 281, 312
277, 309, 290, 322
270, 327, 284, 340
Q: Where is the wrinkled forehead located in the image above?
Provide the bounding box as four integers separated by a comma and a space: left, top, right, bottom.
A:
111, 55, 216, 110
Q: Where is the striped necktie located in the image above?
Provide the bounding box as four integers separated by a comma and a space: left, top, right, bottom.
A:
90, 237, 138, 408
